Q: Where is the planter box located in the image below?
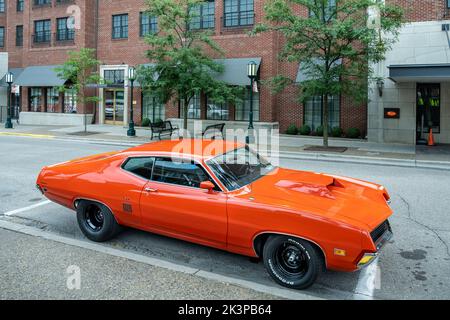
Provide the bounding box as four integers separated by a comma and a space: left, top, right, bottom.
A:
19, 112, 94, 126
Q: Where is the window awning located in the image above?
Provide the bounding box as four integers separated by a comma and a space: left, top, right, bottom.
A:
388, 64, 450, 82
0, 68, 24, 87
214, 57, 262, 86
296, 58, 342, 83
14, 65, 66, 87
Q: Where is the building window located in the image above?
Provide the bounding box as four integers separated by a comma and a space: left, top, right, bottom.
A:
64, 88, 77, 113
30, 88, 43, 112
16, 25, 23, 46
140, 13, 158, 36
104, 69, 125, 86
0, 0, 5, 13
143, 93, 165, 123
17, 0, 24, 12
0, 27, 4, 47
223, 0, 254, 27
180, 93, 201, 119
417, 84, 440, 134
235, 87, 259, 121
34, 0, 51, 6
309, 0, 336, 20
34, 19, 51, 43
56, 17, 75, 41
448, 0, 450, 9
112, 14, 128, 39
304, 95, 340, 131
206, 97, 229, 120
47, 88, 60, 113
190, 1, 215, 30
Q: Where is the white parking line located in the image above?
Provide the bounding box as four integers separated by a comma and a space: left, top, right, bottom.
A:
3, 200, 52, 217
354, 259, 380, 300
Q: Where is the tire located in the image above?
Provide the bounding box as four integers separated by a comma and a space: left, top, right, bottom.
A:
76, 200, 121, 242
263, 235, 323, 290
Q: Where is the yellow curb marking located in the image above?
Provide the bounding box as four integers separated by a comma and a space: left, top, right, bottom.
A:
0, 132, 55, 139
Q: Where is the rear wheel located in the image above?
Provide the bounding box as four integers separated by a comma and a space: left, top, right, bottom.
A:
76, 200, 121, 242
263, 235, 323, 290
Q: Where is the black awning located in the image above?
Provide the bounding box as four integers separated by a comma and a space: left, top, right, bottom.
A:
388, 64, 450, 82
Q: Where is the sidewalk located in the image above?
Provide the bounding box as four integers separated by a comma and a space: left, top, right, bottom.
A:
1, 123, 450, 170
0, 227, 279, 300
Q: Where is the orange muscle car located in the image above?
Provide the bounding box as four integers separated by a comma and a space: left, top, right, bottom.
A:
36, 139, 393, 289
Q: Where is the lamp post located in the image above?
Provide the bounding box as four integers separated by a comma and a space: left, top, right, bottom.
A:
4, 72, 14, 129
246, 61, 257, 144
127, 66, 136, 137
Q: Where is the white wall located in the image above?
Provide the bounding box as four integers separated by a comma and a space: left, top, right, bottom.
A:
368, 20, 450, 144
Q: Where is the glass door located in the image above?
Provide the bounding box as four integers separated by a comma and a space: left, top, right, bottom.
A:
104, 89, 125, 125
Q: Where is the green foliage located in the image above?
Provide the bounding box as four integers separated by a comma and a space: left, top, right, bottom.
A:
56, 48, 101, 104
154, 118, 163, 125
299, 124, 311, 135
253, 0, 403, 146
331, 126, 343, 137
346, 128, 361, 139
138, 0, 243, 133
315, 126, 324, 137
142, 118, 151, 127
286, 124, 298, 135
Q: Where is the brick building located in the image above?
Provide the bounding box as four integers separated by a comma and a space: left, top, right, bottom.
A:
1, 0, 447, 142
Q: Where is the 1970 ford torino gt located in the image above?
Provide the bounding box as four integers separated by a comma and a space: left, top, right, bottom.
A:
36, 139, 393, 289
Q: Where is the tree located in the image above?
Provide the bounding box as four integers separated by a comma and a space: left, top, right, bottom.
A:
138, 0, 242, 137
57, 48, 101, 133
254, 0, 403, 147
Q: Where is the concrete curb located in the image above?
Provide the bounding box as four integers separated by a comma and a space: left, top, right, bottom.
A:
0, 220, 323, 300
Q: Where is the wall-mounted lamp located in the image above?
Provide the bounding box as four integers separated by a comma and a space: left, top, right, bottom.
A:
376, 79, 384, 97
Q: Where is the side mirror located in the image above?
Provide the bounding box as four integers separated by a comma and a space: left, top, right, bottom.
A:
200, 181, 215, 192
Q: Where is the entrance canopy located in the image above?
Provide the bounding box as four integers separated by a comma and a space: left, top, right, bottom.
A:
14, 65, 66, 87
214, 57, 261, 85
0, 68, 24, 87
388, 64, 450, 83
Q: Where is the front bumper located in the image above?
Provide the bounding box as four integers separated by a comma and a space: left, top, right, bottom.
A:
357, 221, 393, 269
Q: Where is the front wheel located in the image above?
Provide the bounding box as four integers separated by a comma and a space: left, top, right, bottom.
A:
263, 235, 323, 290
76, 200, 121, 242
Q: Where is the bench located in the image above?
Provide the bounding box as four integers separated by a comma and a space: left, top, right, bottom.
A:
150, 120, 179, 140
200, 123, 225, 140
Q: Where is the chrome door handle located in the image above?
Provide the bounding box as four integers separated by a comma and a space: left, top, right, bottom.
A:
144, 187, 158, 193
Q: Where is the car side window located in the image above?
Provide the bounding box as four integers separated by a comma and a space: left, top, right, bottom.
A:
152, 157, 219, 190
122, 157, 155, 180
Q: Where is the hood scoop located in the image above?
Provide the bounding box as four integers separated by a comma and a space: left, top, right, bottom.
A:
275, 173, 340, 199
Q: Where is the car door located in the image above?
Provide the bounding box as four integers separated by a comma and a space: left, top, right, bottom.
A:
140, 157, 228, 248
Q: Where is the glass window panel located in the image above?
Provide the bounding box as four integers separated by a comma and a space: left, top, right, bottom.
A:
143, 93, 165, 123
47, 88, 60, 113
235, 87, 259, 121
180, 93, 201, 119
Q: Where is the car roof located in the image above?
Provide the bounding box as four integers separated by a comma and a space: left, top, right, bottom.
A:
122, 139, 243, 160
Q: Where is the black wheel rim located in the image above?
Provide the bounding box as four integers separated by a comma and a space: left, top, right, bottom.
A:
84, 204, 104, 232
274, 242, 309, 278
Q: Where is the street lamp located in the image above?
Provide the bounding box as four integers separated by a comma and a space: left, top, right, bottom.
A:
127, 66, 136, 137
246, 61, 257, 144
4, 72, 14, 129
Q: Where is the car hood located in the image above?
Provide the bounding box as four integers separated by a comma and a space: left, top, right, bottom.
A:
235, 168, 392, 231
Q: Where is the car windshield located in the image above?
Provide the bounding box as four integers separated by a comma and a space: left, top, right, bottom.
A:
206, 147, 276, 191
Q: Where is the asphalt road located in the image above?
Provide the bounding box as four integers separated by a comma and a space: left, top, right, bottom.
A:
1, 135, 449, 299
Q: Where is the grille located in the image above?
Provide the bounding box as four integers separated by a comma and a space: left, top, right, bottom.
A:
371, 220, 390, 243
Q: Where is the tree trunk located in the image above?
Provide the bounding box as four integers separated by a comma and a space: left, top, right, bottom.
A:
183, 97, 188, 138
322, 94, 329, 148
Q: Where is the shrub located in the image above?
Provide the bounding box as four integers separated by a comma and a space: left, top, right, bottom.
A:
315, 126, 324, 136
141, 118, 151, 127
154, 118, 163, 125
299, 125, 311, 136
331, 127, 343, 138
346, 128, 361, 139
286, 124, 298, 135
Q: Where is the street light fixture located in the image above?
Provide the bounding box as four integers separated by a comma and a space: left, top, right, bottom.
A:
246, 61, 257, 144
4, 72, 14, 129
127, 66, 136, 137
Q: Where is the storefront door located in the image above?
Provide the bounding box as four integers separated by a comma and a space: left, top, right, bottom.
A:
104, 89, 125, 125
416, 83, 440, 144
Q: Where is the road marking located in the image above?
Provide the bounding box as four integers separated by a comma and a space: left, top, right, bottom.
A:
3, 200, 52, 216
0, 132, 55, 139
354, 259, 380, 300
0, 220, 323, 300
